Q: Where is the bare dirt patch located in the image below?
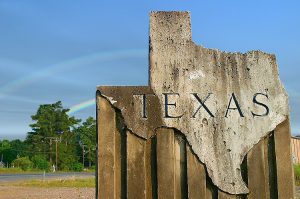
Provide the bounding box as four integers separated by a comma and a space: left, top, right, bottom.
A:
0, 183, 298, 198
0, 185, 95, 199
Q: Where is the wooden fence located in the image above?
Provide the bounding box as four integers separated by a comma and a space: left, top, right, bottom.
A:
96, 94, 294, 199
291, 137, 300, 164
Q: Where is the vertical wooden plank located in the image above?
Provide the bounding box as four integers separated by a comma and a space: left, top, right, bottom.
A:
127, 132, 146, 199
156, 128, 181, 199
291, 139, 295, 163
296, 139, 298, 163
218, 191, 236, 199
295, 139, 298, 163
97, 95, 121, 199
145, 138, 153, 199
205, 177, 218, 199
263, 136, 270, 199
293, 138, 296, 163
114, 114, 121, 199
267, 132, 278, 199
179, 135, 188, 199
186, 145, 206, 198
292, 139, 295, 163
297, 139, 300, 164
247, 139, 267, 199
274, 119, 295, 199
156, 128, 174, 199
174, 135, 182, 199
295, 139, 297, 163
205, 184, 213, 199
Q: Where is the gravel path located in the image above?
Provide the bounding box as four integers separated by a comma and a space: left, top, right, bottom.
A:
0, 186, 95, 199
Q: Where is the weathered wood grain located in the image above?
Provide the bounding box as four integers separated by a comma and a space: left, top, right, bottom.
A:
174, 135, 182, 199
263, 136, 270, 199
97, 95, 121, 199
247, 139, 268, 199
218, 191, 236, 199
145, 137, 153, 199
156, 128, 181, 199
127, 132, 146, 199
205, 184, 213, 199
186, 145, 206, 199
274, 119, 295, 199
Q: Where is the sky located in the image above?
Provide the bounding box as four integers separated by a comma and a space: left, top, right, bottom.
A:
0, 1, 299, 140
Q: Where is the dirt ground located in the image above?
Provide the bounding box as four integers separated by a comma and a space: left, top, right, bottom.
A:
0, 186, 95, 199
0, 185, 299, 198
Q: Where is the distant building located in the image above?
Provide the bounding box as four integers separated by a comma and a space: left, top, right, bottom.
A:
291, 136, 300, 164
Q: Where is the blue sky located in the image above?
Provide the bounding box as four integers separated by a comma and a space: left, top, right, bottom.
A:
0, 1, 299, 139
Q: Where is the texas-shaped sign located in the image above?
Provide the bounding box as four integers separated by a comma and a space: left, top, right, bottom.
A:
98, 11, 289, 194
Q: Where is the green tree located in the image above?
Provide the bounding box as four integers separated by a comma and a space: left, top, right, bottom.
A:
0, 139, 27, 166
0, 140, 10, 166
74, 117, 96, 168
12, 157, 33, 171
31, 155, 50, 171
25, 101, 80, 170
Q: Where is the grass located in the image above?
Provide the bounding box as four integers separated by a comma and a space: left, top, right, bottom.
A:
295, 164, 300, 186
12, 177, 95, 188
0, 167, 95, 174
0, 167, 43, 174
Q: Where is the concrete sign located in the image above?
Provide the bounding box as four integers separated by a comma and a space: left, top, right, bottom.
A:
98, 11, 289, 194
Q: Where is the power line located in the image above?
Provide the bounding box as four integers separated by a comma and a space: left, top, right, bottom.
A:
9, 148, 54, 154
5, 147, 83, 158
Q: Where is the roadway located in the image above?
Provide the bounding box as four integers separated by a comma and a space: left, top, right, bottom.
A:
0, 172, 95, 182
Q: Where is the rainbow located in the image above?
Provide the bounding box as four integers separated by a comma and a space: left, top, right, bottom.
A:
0, 48, 147, 99
67, 98, 95, 115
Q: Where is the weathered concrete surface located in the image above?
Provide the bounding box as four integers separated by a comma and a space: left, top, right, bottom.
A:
98, 11, 289, 194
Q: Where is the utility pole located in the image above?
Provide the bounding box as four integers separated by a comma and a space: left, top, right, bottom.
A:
88, 147, 91, 168
82, 145, 86, 166
55, 137, 58, 171
79, 141, 86, 168
46, 137, 60, 171
49, 138, 52, 163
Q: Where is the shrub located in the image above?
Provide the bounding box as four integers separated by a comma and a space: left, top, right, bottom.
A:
59, 163, 70, 171
71, 163, 84, 172
12, 157, 33, 171
31, 155, 50, 171
294, 164, 300, 180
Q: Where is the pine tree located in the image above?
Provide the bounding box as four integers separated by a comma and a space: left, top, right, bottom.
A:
25, 101, 80, 170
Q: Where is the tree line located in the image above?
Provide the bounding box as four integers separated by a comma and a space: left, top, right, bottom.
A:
0, 101, 96, 172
